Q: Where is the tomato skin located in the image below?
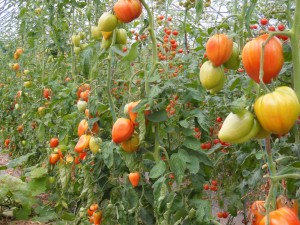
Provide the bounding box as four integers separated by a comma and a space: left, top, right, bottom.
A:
259, 207, 300, 225
254, 86, 300, 135
98, 12, 118, 32
116, 28, 127, 45
260, 18, 268, 25
112, 118, 134, 143
199, 60, 225, 91
242, 34, 283, 84
93, 211, 102, 225
74, 134, 91, 153
50, 138, 59, 148
78, 119, 88, 137
128, 172, 140, 188
218, 109, 261, 144
43, 88, 52, 100
276, 195, 298, 217
114, 0, 143, 23
223, 42, 240, 70
127, 101, 140, 125
49, 153, 60, 165
121, 133, 140, 153
206, 34, 233, 67
249, 201, 266, 225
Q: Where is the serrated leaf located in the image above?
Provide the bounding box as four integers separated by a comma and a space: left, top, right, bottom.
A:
28, 167, 47, 179
120, 42, 139, 63
28, 177, 48, 196
149, 161, 166, 179
170, 154, 186, 184
149, 86, 162, 98
8, 153, 35, 168
183, 137, 200, 151
147, 110, 167, 123
179, 120, 189, 128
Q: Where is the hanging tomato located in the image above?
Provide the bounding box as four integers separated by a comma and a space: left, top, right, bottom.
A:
259, 207, 300, 225
205, 34, 233, 67
249, 201, 266, 225
242, 34, 283, 84
254, 86, 300, 135
112, 118, 134, 143
114, 0, 143, 23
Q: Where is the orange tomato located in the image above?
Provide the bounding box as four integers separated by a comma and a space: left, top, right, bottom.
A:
121, 133, 140, 153
112, 118, 134, 143
259, 207, 300, 225
49, 137, 59, 148
93, 211, 102, 225
276, 195, 298, 217
242, 34, 283, 84
249, 201, 266, 225
127, 101, 140, 125
128, 172, 140, 188
49, 153, 60, 165
114, 0, 142, 23
74, 134, 91, 153
206, 34, 233, 67
78, 119, 89, 137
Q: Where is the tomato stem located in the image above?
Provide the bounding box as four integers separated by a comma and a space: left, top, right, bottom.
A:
291, 0, 300, 101
106, 30, 118, 123
140, 0, 158, 96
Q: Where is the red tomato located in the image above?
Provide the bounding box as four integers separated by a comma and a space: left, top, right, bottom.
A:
43, 88, 52, 100
242, 34, 283, 84
114, 0, 142, 23
211, 180, 217, 186
49, 153, 60, 165
206, 34, 233, 67
49, 138, 59, 148
268, 26, 275, 31
277, 24, 285, 31
259, 207, 300, 225
203, 184, 209, 190
260, 18, 268, 25
112, 118, 134, 143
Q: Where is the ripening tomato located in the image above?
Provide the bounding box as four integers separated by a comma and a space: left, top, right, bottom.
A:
98, 12, 118, 32
223, 42, 240, 70
93, 211, 102, 225
268, 26, 276, 31
114, 0, 142, 23
74, 134, 91, 153
254, 86, 300, 135
276, 195, 298, 217
259, 207, 300, 225
49, 153, 60, 165
242, 34, 283, 84
277, 24, 285, 31
127, 101, 140, 125
43, 88, 52, 100
112, 118, 134, 143
50, 138, 59, 148
78, 119, 88, 137
249, 201, 266, 225
121, 133, 140, 153
128, 172, 140, 188
199, 60, 225, 91
206, 34, 233, 67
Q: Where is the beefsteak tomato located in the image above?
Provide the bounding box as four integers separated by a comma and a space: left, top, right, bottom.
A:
206, 34, 233, 67
254, 86, 300, 135
259, 207, 300, 225
242, 34, 283, 84
114, 0, 143, 23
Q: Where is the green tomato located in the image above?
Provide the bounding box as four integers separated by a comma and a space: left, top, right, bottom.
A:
116, 29, 127, 45
199, 61, 225, 90
21, 140, 26, 146
218, 109, 260, 144
98, 12, 118, 32
89, 137, 102, 154
77, 100, 87, 112
223, 42, 241, 70
48, 176, 56, 184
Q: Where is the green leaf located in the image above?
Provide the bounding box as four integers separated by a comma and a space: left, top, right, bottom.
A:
28, 167, 47, 179
120, 42, 139, 64
230, 95, 247, 114
8, 153, 35, 168
195, 0, 204, 20
149, 86, 162, 98
179, 120, 189, 128
147, 110, 167, 123
102, 141, 116, 168
60, 212, 76, 221
149, 161, 166, 179
14, 206, 31, 220
170, 154, 186, 184
183, 137, 200, 151
28, 177, 48, 196
277, 166, 300, 176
